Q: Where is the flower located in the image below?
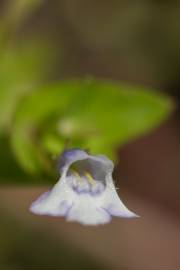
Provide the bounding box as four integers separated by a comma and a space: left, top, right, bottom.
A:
30, 149, 139, 225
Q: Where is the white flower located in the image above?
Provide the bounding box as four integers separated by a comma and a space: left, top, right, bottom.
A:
30, 149, 139, 225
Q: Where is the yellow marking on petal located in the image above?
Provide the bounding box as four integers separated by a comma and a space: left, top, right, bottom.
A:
84, 171, 95, 186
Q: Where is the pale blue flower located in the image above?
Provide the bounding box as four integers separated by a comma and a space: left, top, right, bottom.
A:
30, 149, 139, 225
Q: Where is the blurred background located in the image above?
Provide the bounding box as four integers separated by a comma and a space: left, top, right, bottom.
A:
0, 1, 180, 270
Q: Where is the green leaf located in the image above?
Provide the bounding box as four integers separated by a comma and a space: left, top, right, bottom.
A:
69, 81, 173, 144
10, 79, 173, 176
10, 81, 86, 174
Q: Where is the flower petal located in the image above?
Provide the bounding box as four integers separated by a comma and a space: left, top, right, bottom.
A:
30, 149, 139, 225
66, 194, 111, 225
103, 176, 139, 218
30, 176, 75, 216
57, 149, 88, 172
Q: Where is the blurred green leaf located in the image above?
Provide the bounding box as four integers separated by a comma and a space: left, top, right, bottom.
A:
0, 42, 52, 133
10, 79, 173, 178
10, 82, 84, 174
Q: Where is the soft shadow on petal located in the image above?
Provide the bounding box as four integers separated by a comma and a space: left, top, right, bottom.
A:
30, 195, 73, 217
105, 201, 139, 218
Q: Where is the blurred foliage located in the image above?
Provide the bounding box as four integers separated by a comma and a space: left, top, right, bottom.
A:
0, 42, 52, 132
9, 80, 172, 179
0, 0, 174, 183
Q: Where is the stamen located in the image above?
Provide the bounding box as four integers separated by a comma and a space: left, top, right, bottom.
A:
70, 169, 82, 183
84, 171, 95, 186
